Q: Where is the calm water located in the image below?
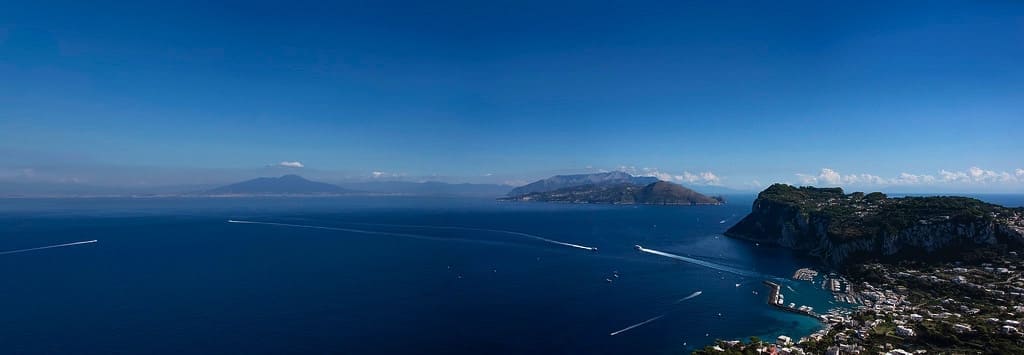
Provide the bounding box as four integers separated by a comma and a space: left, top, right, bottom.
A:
0, 195, 1020, 354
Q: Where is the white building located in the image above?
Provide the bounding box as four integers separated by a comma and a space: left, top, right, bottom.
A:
776, 335, 793, 346
896, 325, 916, 337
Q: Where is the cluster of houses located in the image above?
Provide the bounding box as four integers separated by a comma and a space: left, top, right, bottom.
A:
708, 256, 1024, 354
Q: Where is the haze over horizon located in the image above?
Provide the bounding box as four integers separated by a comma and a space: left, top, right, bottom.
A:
2, 1, 1022, 193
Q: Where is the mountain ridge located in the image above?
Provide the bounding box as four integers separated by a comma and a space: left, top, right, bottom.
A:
205, 175, 355, 195
501, 180, 723, 205
506, 171, 658, 196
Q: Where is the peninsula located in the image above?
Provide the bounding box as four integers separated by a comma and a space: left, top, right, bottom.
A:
501, 173, 723, 205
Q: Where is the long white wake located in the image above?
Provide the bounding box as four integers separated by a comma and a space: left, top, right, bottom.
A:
675, 290, 703, 303
636, 246, 760, 278
0, 240, 98, 256
610, 314, 665, 336
227, 220, 513, 247
610, 289, 702, 336
320, 221, 598, 252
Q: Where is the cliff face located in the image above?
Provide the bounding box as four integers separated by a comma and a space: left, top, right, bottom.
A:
726, 184, 1024, 266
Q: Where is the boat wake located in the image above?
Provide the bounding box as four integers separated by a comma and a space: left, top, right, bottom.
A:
674, 290, 703, 303
611, 289, 702, 336
635, 245, 762, 278
0, 239, 98, 256
227, 220, 512, 247
609, 314, 665, 336
322, 221, 599, 252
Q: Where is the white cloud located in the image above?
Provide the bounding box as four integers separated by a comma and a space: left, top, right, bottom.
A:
615, 166, 721, 185
278, 161, 304, 168
893, 173, 936, 185
939, 169, 968, 182
699, 171, 721, 185
942, 167, 1014, 183
819, 168, 841, 185
797, 166, 1020, 187
370, 171, 405, 179
796, 173, 818, 185
796, 168, 850, 186
842, 173, 887, 185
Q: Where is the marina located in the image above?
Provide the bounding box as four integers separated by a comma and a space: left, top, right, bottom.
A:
763, 281, 822, 320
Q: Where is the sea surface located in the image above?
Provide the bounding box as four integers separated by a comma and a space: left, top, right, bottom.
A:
0, 194, 1021, 354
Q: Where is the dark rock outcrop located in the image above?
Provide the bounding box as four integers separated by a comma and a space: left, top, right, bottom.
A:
726, 184, 1024, 266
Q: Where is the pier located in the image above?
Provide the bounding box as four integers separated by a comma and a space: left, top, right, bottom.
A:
792, 268, 819, 281
763, 281, 822, 320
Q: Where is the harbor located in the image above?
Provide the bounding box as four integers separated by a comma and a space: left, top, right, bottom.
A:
763, 281, 822, 320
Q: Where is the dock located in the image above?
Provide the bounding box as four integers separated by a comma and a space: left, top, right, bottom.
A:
792, 268, 819, 281
763, 281, 822, 320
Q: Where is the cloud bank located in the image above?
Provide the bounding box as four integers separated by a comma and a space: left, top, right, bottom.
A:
616, 166, 721, 185
796, 167, 1023, 188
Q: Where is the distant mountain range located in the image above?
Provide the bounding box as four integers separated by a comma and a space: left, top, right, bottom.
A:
205, 175, 356, 195
336, 181, 511, 197
203, 175, 512, 197
502, 173, 723, 205
0, 172, 731, 198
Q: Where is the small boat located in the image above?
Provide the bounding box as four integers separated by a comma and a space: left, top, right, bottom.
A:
605, 278, 614, 283
735, 283, 741, 287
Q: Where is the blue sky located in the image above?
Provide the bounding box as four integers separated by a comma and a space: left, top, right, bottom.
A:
1, 1, 1022, 192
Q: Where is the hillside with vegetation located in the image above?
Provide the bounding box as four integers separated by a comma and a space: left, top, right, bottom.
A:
726, 184, 1024, 266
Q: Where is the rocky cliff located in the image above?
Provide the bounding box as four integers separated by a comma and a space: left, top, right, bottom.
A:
725, 184, 1024, 266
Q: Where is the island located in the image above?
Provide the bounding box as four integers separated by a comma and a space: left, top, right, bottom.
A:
500, 172, 723, 205
693, 185, 1024, 354
725, 184, 1024, 266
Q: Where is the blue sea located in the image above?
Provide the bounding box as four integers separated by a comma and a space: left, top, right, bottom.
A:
0, 194, 1020, 354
